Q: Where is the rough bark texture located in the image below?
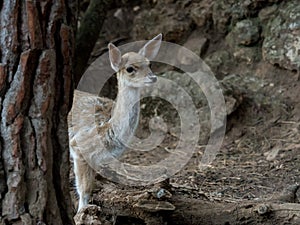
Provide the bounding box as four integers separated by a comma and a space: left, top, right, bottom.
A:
0, 1, 77, 224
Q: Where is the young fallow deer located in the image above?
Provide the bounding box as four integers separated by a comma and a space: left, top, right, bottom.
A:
69, 34, 162, 212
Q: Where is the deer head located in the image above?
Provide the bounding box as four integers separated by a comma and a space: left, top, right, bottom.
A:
108, 34, 162, 88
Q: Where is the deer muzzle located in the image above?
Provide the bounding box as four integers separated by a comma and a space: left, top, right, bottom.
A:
146, 73, 157, 84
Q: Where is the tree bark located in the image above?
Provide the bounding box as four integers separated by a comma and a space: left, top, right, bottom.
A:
0, 1, 77, 224
74, 0, 114, 86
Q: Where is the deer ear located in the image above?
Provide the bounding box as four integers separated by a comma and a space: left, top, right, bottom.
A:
108, 43, 122, 72
138, 33, 162, 60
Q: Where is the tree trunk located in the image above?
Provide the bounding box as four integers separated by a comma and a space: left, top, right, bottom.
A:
74, 0, 114, 86
0, 1, 77, 224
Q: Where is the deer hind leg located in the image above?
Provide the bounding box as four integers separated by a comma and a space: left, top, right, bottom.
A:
73, 153, 95, 211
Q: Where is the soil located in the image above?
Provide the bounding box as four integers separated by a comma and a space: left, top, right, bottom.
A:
117, 61, 300, 209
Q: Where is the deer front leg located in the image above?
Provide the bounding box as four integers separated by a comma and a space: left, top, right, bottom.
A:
73, 154, 95, 212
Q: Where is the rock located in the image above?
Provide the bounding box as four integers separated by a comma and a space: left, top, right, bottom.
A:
159, 71, 206, 107
212, 0, 281, 33
262, 1, 300, 71
233, 47, 261, 63
177, 30, 208, 65
234, 19, 260, 45
190, 0, 213, 27
212, 1, 252, 33
152, 188, 172, 199
132, 6, 192, 42
224, 96, 239, 115
212, 1, 233, 33
220, 73, 283, 109
258, 4, 278, 22
204, 50, 233, 77
224, 19, 261, 64
226, 19, 260, 47
100, 8, 135, 41
221, 74, 265, 96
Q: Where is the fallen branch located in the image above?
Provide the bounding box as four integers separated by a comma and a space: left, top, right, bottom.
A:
74, 182, 300, 225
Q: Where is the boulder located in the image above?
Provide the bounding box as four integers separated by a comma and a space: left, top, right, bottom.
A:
226, 19, 260, 47
262, 1, 300, 71
132, 6, 192, 43
190, 0, 213, 28
212, 0, 282, 34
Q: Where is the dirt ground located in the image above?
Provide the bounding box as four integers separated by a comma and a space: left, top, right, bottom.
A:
119, 62, 300, 204
165, 66, 300, 197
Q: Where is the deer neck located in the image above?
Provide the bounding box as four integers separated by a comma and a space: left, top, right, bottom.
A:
110, 84, 140, 141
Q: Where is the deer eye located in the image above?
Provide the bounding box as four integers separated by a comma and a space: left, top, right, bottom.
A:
126, 66, 135, 73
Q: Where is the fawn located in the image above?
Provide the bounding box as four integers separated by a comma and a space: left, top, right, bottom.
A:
69, 34, 162, 211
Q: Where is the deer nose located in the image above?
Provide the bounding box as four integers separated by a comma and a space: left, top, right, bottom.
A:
147, 73, 157, 82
